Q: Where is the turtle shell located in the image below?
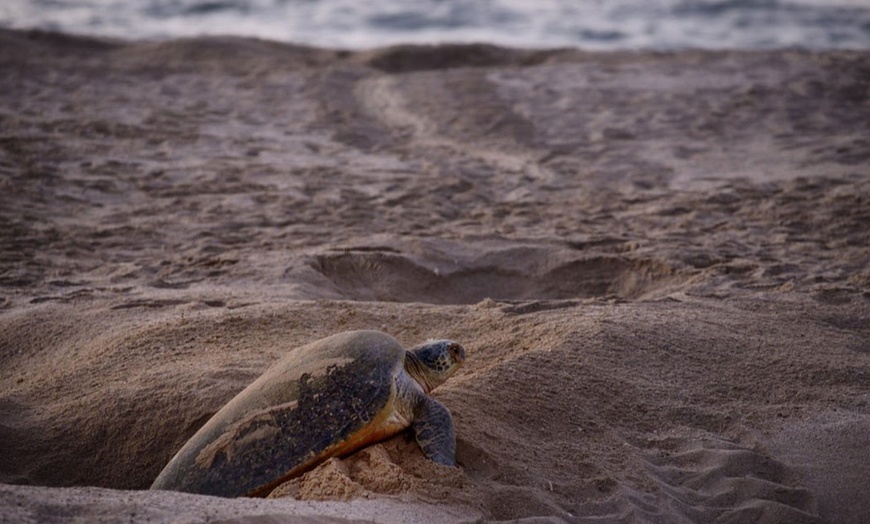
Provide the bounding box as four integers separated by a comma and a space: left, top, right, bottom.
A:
150, 330, 407, 497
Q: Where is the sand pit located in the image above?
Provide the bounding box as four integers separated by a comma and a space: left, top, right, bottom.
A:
0, 29, 868, 523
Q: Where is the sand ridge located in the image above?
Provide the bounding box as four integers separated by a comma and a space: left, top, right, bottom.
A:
0, 29, 868, 523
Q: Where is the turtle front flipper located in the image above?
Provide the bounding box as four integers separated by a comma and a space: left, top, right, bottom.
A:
411, 395, 456, 466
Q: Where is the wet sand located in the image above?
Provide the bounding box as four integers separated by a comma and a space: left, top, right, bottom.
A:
0, 29, 868, 523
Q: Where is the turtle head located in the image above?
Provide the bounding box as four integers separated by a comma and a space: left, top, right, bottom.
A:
405, 339, 466, 393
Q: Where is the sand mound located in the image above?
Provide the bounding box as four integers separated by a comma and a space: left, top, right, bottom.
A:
2, 298, 867, 522
1, 29, 868, 523
268, 440, 465, 501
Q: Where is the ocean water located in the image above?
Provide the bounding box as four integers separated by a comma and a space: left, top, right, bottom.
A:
1, 0, 869, 50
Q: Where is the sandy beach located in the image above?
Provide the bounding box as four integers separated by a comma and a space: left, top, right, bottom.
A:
0, 28, 868, 523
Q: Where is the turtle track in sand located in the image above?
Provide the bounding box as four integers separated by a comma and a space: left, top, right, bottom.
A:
625, 438, 820, 523
309, 244, 685, 304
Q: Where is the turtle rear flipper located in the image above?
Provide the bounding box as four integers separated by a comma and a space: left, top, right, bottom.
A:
411, 396, 456, 466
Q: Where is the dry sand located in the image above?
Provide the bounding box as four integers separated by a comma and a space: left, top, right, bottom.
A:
0, 28, 868, 523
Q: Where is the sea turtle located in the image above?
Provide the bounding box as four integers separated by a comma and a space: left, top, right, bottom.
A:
150, 330, 466, 497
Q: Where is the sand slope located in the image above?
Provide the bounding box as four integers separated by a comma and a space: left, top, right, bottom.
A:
0, 29, 868, 523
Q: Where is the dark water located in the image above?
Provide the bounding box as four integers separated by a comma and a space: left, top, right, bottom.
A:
2, 0, 869, 49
